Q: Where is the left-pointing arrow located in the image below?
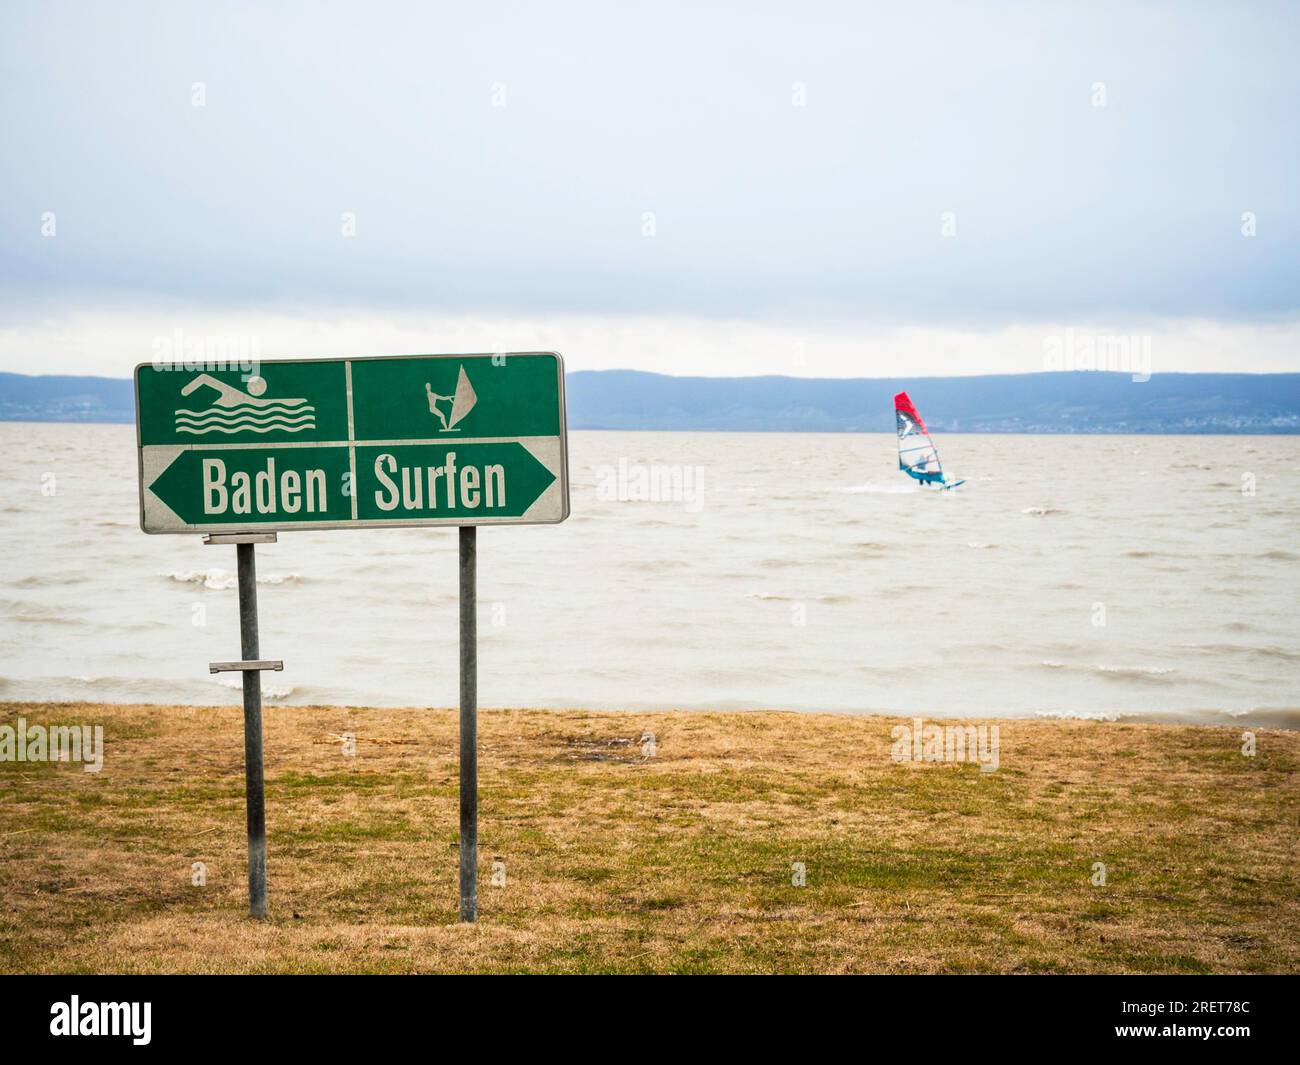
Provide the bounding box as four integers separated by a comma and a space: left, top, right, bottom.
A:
146, 446, 353, 528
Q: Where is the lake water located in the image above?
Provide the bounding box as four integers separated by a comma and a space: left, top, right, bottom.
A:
2, 423, 1297, 727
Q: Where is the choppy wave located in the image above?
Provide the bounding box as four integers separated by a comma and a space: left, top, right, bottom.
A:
12, 574, 81, 588
1035, 707, 1300, 729
167, 568, 304, 590
841, 483, 917, 494
1040, 661, 1179, 683
0, 673, 297, 704
756, 557, 801, 569
1096, 664, 1178, 679
1022, 505, 1067, 517
7, 611, 85, 626
210, 676, 296, 700
746, 592, 853, 603
1179, 643, 1300, 662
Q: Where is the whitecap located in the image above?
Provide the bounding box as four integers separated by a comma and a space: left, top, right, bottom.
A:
840, 483, 917, 494
167, 568, 304, 590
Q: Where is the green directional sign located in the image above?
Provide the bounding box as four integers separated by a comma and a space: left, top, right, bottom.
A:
135, 352, 569, 533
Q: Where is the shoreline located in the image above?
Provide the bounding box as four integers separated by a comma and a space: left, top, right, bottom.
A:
2, 700, 1296, 973
2, 697, 1297, 731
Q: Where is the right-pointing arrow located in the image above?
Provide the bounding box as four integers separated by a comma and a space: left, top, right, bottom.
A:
354, 441, 557, 520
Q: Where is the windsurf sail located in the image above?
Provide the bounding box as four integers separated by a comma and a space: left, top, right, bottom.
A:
448, 365, 477, 428
895, 391, 960, 488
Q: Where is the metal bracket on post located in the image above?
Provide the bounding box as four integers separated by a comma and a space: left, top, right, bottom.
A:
209, 660, 284, 674
205, 530, 277, 920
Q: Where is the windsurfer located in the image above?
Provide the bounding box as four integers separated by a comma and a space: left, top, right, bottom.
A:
425, 382, 455, 430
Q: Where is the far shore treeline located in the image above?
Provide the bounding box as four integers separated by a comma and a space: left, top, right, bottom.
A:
4, 369, 1300, 434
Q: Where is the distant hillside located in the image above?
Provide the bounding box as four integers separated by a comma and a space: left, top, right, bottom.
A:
0, 373, 135, 423
568, 371, 1300, 433
3, 369, 1299, 433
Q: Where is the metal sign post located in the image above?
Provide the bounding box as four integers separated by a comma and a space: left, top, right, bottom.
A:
205, 531, 281, 920
458, 526, 477, 922
136, 352, 569, 922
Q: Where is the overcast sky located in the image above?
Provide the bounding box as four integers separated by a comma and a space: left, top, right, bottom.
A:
2, 1, 1297, 377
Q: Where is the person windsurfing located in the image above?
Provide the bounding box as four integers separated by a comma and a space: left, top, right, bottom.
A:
894, 391, 964, 489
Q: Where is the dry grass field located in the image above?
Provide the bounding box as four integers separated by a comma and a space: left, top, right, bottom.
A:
1, 700, 1296, 974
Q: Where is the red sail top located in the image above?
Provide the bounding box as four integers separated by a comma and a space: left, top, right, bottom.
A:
893, 391, 927, 434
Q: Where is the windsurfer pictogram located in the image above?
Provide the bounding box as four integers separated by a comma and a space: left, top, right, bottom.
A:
425, 365, 477, 432
174, 374, 315, 435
